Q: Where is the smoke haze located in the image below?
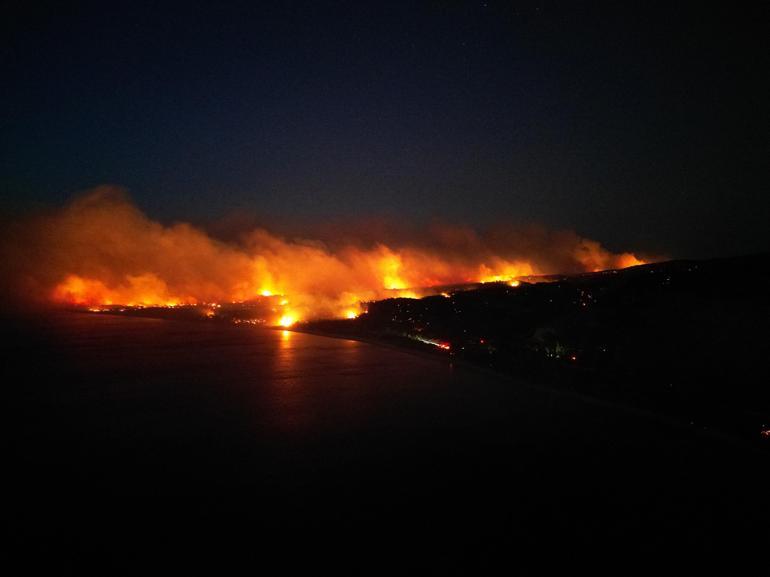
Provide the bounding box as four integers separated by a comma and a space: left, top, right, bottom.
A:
1, 186, 647, 321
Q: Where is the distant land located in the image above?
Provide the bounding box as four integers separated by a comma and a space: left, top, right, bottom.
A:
77, 253, 770, 445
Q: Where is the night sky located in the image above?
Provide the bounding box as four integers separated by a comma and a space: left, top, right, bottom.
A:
2, 1, 768, 258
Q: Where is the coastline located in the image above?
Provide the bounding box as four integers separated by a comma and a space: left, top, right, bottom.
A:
287, 322, 768, 453
24, 308, 767, 452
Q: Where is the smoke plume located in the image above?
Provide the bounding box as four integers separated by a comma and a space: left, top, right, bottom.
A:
1, 186, 647, 321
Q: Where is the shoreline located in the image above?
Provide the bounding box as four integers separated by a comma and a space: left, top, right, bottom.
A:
23, 309, 767, 453
288, 323, 768, 454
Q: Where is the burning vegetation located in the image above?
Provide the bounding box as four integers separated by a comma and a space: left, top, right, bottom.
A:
302, 254, 770, 443
2, 187, 646, 324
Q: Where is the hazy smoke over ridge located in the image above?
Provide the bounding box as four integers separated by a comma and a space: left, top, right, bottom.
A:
1, 186, 646, 320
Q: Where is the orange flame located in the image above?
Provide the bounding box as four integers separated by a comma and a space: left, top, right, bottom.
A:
277, 313, 298, 327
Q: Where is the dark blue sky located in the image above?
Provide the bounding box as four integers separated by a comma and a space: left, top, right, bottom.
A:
2, 1, 768, 257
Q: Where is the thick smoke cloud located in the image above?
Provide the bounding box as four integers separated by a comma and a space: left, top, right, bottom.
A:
1, 186, 646, 319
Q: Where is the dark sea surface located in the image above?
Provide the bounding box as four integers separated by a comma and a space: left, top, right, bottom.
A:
9, 313, 769, 573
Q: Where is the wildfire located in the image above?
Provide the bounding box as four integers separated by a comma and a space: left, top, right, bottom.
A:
278, 313, 298, 327
478, 261, 534, 284
3, 188, 651, 320
380, 252, 408, 290
616, 254, 646, 268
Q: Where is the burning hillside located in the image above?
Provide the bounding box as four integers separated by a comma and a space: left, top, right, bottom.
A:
1, 186, 647, 324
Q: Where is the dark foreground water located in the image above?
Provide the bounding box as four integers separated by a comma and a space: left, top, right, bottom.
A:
8, 313, 769, 573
